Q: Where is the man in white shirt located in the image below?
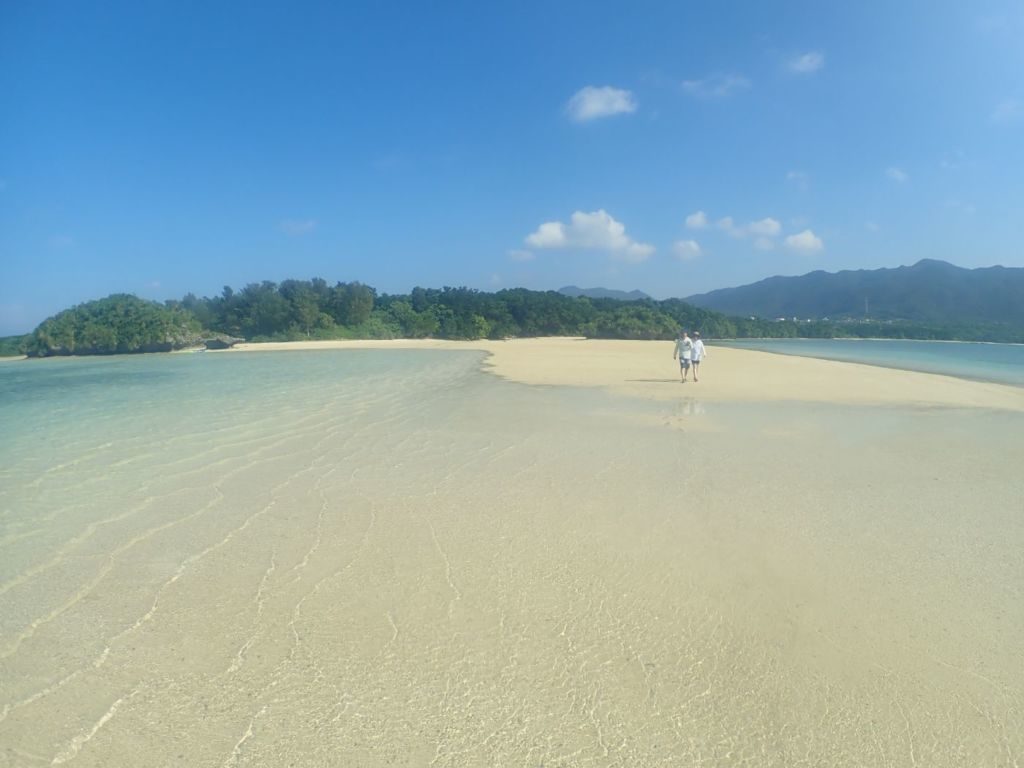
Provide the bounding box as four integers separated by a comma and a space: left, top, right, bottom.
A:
691, 331, 707, 382
672, 329, 694, 382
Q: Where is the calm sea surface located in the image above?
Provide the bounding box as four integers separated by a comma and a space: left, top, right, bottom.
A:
714, 338, 1024, 386
1, 350, 1021, 766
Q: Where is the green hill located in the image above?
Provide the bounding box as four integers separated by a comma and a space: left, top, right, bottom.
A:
686, 260, 1024, 328
26, 294, 203, 357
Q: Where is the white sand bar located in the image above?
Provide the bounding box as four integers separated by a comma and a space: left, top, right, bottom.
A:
230, 337, 1024, 411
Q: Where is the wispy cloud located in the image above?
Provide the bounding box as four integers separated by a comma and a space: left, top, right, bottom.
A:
280, 219, 317, 236
786, 170, 810, 190
681, 73, 750, 98
787, 51, 824, 74
525, 210, 654, 262
716, 215, 781, 241
885, 167, 909, 183
785, 229, 824, 253
747, 217, 781, 237
506, 249, 535, 262
672, 240, 702, 260
685, 210, 708, 229
991, 98, 1022, 124
565, 86, 637, 122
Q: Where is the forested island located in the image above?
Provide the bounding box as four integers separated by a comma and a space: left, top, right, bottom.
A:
4, 276, 1023, 358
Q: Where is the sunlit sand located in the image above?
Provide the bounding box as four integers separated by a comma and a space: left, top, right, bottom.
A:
1, 346, 1021, 766
230, 337, 1024, 411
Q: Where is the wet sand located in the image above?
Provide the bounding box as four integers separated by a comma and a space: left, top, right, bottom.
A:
1, 345, 1021, 766
229, 337, 1024, 411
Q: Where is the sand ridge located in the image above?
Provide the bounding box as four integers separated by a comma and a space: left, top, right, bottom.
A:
226, 337, 1024, 412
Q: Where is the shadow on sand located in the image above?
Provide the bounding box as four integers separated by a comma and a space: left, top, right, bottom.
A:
626, 378, 684, 383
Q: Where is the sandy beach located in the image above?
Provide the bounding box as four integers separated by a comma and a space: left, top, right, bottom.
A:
228, 337, 1024, 411
2, 342, 1021, 766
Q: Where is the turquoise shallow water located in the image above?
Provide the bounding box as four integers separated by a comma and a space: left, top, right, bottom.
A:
1, 350, 1022, 766
715, 338, 1024, 386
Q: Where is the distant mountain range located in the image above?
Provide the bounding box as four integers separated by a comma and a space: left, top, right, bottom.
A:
559, 286, 651, 301
685, 259, 1024, 327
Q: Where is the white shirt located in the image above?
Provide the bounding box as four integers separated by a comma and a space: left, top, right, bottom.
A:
691, 339, 706, 362
674, 337, 693, 360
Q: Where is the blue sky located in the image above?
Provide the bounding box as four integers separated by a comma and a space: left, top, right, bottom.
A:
2, 1, 1022, 334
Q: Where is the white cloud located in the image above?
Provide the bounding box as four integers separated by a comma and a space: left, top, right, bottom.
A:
685, 210, 708, 229
525, 222, 566, 248
885, 167, 909, 183
507, 249, 535, 262
865, 220, 880, 232
681, 74, 750, 98
565, 86, 637, 122
715, 215, 781, 240
753, 237, 775, 251
992, 98, 1023, 124
280, 218, 317, 235
788, 51, 825, 74
672, 240, 702, 260
525, 209, 654, 262
747, 217, 781, 237
785, 229, 824, 252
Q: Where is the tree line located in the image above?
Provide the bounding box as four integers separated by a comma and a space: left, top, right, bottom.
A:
171, 280, 742, 342
11, 278, 1023, 357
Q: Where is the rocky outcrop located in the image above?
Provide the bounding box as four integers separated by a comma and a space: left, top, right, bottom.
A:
202, 335, 245, 350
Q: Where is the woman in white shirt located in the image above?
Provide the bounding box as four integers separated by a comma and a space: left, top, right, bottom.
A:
691, 332, 707, 382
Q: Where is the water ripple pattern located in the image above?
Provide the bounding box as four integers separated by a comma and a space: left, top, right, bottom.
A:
0, 349, 1021, 767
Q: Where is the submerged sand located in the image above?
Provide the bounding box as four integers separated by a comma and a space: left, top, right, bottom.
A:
229, 337, 1024, 412
2, 343, 1022, 766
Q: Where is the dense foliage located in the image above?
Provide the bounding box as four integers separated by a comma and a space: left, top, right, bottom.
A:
172, 281, 737, 342
0, 335, 28, 357
15, 273, 1024, 358
171, 279, 1024, 343
26, 294, 202, 357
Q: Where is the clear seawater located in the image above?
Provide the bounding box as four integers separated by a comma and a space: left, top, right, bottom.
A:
714, 338, 1024, 386
1, 349, 1021, 766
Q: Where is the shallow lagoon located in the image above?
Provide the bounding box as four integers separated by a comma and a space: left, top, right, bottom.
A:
1, 350, 1021, 766
716, 337, 1024, 386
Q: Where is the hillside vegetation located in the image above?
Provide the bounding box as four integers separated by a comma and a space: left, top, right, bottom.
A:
687, 259, 1024, 329
14, 264, 1024, 358
26, 295, 202, 357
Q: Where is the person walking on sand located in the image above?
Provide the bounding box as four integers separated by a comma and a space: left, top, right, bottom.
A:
691, 331, 706, 382
673, 329, 694, 383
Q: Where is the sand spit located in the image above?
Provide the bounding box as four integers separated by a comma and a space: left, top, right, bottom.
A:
227, 337, 1024, 411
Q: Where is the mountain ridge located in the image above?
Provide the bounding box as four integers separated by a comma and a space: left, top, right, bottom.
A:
685, 259, 1024, 327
